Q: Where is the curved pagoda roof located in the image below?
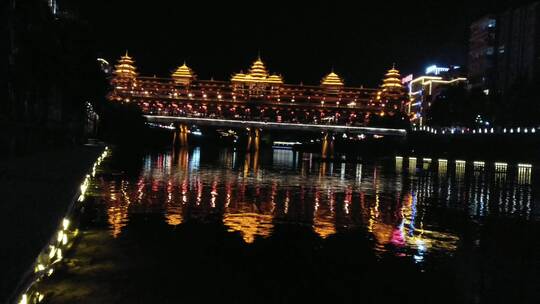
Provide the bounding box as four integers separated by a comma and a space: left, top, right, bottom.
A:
231, 72, 248, 82
249, 57, 269, 79
381, 65, 404, 90
266, 74, 284, 84
172, 62, 196, 83
113, 51, 137, 78
231, 56, 282, 84
321, 71, 344, 87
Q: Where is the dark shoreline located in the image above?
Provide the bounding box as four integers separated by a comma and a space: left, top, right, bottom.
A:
0, 145, 103, 302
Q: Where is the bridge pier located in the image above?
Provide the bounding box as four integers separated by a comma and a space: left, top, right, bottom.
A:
321, 132, 334, 159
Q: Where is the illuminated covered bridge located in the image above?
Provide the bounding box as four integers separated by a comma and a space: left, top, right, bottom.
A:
107, 53, 408, 136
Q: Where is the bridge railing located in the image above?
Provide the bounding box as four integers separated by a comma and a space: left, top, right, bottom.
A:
141, 109, 368, 128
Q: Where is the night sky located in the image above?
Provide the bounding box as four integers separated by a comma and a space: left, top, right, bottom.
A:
71, 0, 535, 87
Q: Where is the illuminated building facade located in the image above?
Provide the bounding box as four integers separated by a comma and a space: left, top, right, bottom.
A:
407, 65, 468, 125
108, 54, 394, 126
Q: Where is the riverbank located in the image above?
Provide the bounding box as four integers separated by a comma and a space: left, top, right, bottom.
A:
405, 133, 540, 163
0, 144, 103, 302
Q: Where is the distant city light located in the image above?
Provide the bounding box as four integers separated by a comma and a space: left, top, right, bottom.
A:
425, 65, 450, 75
401, 74, 413, 84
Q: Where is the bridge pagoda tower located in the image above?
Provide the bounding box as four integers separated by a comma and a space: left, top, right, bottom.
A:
172, 62, 196, 86
377, 64, 407, 111
321, 70, 345, 102
321, 70, 344, 90
109, 51, 138, 102
231, 56, 283, 97
249, 56, 269, 80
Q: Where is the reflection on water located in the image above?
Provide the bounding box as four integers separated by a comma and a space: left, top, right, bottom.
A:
90, 148, 539, 262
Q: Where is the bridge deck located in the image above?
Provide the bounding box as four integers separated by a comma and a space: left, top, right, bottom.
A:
144, 115, 407, 136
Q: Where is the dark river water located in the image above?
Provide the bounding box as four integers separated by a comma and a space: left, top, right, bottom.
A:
40, 146, 540, 303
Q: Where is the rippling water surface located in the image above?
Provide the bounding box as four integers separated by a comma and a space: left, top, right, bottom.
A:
41, 147, 540, 303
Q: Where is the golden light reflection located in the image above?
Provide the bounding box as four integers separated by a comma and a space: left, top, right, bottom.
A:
313, 189, 336, 239
223, 213, 273, 243
107, 205, 129, 238
72, 149, 540, 276
165, 204, 182, 226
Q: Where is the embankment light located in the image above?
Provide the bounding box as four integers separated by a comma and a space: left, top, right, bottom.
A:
35, 264, 45, 272
48, 246, 56, 259
14, 146, 110, 304
18, 294, 27, 304
62, 218, 70, 230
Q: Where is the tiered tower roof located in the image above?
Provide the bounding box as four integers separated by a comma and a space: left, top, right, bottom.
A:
378, 64, 407, 104
266, 74, 284, 84
381, 65, 404, 90
113, 51, 137, 78
249, 57, 269, 79
172, 62, 196, 84
231, 56, 283, 85
321, 71, 344, 87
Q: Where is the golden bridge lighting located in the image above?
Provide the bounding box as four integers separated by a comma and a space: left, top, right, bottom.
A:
321, 71, 344, 87
172, 62, 196, 85
231, 56, 283, 84
106, 53, 410, 127
113, 51, 137, 79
